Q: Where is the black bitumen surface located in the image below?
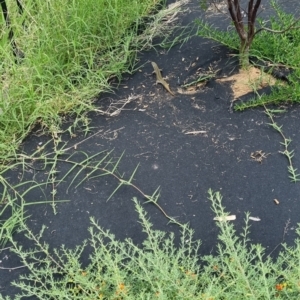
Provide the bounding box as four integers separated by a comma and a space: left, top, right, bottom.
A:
1, 0, 300, 298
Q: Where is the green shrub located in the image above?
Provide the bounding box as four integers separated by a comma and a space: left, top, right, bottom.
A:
4, 191, 300, 299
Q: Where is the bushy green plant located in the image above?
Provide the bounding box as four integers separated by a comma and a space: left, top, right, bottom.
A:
3, 191, 300, 299
5, 197, 202, 299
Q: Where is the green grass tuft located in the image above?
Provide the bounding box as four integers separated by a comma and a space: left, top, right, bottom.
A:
0, 0, 176, 159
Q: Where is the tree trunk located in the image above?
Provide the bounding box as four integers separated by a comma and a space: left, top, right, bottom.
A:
226, 0, 262, 68
239, 39, 250, 69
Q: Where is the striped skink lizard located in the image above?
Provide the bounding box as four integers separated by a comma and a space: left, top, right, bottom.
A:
151, 61, 175, 96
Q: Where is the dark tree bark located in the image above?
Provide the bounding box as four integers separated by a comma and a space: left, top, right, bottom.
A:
227, 0, 262, 68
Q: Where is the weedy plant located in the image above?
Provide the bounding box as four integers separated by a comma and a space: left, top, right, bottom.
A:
264, 105, 300, 182
2, 190, 300, 299
197, 0, 300, 109
0, 135, 183, 250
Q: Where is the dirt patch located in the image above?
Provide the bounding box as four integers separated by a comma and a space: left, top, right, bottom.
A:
217, 66, 279, 100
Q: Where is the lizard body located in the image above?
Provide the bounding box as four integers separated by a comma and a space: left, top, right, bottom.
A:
151, 61, 175, 96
